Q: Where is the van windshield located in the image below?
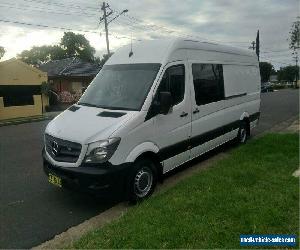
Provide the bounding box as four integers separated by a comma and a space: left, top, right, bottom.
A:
78, 63, 161, 111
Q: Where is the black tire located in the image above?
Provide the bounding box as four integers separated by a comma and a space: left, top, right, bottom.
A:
237, 121, 248, 144
128, 158, 157, 203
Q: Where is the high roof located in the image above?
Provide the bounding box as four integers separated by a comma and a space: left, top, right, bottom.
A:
106, 38, 257, 65
38, 57, 100, 78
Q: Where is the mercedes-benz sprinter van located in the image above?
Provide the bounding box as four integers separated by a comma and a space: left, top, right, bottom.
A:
43, 39, 261, 201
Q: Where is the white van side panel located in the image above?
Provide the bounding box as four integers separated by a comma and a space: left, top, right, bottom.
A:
186, 49, 257, 65
126, 142, 159, 163
109, 111, 155, 165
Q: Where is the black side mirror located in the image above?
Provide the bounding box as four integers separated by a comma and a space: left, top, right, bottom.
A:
159, 91, 172, 115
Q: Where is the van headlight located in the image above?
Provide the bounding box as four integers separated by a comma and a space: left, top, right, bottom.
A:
84, 137, 121, 164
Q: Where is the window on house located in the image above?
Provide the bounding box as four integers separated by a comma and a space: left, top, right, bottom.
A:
158, 65, 185, 106
192, 64, 224, 105
0, 85, 40, 107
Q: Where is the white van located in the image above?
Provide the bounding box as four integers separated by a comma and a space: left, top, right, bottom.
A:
43, 39, 261, 201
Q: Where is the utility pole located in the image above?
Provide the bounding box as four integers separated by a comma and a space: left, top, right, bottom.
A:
250, 41, 256, 51
249, 30, 260, 61
101, 2, 112, 55
256, 30, 260, 61
100, 2, 128, 55
293, 52, 299, 87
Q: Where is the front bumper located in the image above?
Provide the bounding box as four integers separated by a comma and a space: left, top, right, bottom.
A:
42, 149, 131, 197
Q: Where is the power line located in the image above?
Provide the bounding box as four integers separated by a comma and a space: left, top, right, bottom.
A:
260, 56, 293, 66
0, 3, 98, 18
0, 19, 99, 33
261, 49, 291, 54
21, 0, 99, 12
10, 0, 249, 46
99, 2, 129, 54
0, 19, 140, 41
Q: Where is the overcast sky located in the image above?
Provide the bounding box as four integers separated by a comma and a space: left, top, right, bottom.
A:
0, 0, 298, 69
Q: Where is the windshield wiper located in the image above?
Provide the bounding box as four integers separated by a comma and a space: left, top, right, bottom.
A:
78, 102, 137, 111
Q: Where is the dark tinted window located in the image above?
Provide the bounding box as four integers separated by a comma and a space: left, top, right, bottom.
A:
192, 64, 224, 105
159, 65, 185, 106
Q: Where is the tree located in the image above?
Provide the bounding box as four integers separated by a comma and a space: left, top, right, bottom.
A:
18, 32, 97, 65
288, 16, 300, 86
60, 32, 95, 62
18, 45, 65, 65
41, 81, 51, 112
259, 62, 275, 82
277, 65, 299, 82
0, 46, 5, 59
289, 16, 300, 52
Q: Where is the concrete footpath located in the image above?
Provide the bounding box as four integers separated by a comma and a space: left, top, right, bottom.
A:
32, 117, 299, 249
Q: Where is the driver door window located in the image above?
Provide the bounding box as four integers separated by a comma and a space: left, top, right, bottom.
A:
158, 65, 185, 106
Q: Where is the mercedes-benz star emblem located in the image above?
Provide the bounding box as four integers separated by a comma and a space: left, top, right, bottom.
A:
51, 141, 59, 156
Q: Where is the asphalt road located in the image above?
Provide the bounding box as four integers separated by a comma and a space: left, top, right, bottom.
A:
0, 89, 299, 249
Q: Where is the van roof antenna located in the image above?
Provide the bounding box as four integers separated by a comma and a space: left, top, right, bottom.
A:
129, 33, 133, 57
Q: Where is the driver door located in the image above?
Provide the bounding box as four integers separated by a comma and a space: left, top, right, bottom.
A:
152, 62, 192, 173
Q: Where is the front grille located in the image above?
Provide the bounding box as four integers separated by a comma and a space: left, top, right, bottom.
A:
45, 134, 82, 163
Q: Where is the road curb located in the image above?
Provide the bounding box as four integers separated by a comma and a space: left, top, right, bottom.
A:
32, 153, 228, 249
32, 203, 129, 250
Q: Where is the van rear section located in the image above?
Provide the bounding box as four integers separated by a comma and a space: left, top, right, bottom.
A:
43, 38, 260, 201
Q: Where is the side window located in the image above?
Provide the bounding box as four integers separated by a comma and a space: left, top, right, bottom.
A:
159, 65, 185, 106
192, 64, 224, 105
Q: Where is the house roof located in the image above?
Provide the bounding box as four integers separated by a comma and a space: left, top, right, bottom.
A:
38, 57, 100, 78
0, 58, 47, 76
0, 58, 47, 85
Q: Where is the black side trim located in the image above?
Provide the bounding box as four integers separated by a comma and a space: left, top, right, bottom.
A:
225, 93, 247, 100
157, 112, 261, 162
190, 120, 240, 149
97, 111, 126, 118
68, 105, 80, 112
157, 120, 241, 161
249, 112, 260, 122
158, 139, 190, 162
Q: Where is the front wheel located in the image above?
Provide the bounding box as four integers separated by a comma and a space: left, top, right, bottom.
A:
128, 158, 157, 202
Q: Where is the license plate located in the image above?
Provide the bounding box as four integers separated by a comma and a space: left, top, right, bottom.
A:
48, 173, 62, 187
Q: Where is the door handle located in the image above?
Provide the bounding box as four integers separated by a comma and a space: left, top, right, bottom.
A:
193, 108, 199, 114
180, 112, 188, 117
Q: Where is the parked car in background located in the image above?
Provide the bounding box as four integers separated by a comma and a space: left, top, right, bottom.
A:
261, 82, 274, 92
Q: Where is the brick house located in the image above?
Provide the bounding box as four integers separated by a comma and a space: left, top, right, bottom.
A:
39, 58, 100, 103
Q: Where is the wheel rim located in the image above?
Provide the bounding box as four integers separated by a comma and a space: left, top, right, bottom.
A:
134, 167, 153, 198
240, 128, 247, 143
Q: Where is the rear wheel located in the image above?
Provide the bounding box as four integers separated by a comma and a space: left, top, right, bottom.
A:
128, 158, 157, 202
237, 121, 248, 143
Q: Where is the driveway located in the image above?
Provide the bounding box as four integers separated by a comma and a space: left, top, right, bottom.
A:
0, 88, 299, 249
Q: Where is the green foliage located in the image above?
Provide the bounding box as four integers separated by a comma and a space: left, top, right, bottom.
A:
18, 32, 97, 65
60, 32, 95, 62
289, 16, 300, 52
277, 65, 300, 82
259, 61, 275, 82
18, 45, 65, 65
70, 133, 299, 249
0, 46, 5, 59
41, 81, 50, 96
